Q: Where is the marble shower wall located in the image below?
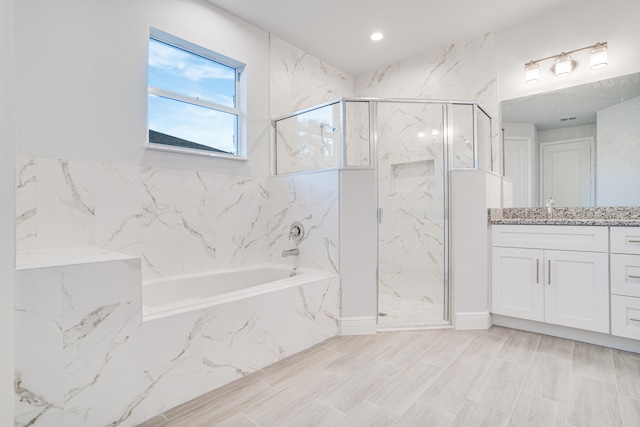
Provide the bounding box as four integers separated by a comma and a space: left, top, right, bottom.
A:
269, 35, 355, 119
15, 157, 341, 281
267, 170, 340, 275
376, 102, 446, 310
355, 32, 500, 173
275, 102, 342, 174
344, 100, 371, 167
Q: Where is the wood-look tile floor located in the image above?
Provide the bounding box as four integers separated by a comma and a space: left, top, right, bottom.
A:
138, 327, 640, 427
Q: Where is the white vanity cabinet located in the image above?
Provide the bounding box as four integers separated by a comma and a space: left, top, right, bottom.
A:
491, 225, 610, 334
610, 227, 640, 340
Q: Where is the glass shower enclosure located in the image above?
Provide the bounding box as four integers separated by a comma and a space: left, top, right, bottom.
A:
274, 98, 492, 328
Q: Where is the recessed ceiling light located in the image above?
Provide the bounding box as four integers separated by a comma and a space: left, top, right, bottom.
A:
370, 32, 384, 41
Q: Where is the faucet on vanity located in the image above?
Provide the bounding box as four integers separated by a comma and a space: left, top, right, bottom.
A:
545, 196, 555, 219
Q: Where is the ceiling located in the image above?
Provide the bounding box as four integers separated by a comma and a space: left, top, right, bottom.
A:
206, 0, 585, 77
502, 72, 640, 130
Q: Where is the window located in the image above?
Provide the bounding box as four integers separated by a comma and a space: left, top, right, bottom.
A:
147, 28, 245, 157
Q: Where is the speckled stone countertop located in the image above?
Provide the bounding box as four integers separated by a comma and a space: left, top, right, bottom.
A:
488, 207, 640, 227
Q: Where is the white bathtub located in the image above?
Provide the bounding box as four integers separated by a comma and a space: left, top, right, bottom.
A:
142, 263, 334, 321
141, 263, 340, 416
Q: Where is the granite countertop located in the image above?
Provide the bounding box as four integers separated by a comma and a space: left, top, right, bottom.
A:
488, 207, 640, 227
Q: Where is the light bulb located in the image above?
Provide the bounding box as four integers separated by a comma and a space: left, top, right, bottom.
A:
524, 62, 540, 85
590, 43, 608, 70
554, 54, 573, 78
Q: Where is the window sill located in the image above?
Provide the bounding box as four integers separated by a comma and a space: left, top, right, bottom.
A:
145, 143, 248, 162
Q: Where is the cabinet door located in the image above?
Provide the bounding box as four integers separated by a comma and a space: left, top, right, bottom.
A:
544, 250, 609, 333
492, 247, 544, 321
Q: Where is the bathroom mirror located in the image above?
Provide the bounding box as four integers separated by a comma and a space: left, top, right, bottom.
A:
502, 72, 640, 208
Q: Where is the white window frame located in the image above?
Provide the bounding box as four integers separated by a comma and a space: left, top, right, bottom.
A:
146, 27, 247, 160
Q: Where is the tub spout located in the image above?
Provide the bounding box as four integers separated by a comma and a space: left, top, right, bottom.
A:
281, 248, 299, 257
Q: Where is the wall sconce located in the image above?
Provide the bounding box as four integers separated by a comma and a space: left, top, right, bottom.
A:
524, 41, 608, 85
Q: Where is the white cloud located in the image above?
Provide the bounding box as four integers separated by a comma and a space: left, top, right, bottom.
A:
149, 40, 235, 82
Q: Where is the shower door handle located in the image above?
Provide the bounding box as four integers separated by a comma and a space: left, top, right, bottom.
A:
377, 208, 383, 224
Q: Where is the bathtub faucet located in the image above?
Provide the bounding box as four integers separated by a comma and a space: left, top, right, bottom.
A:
281, 248, 299, 257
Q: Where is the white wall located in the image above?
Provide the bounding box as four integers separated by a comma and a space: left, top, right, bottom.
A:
451, 170, 493, 329
15, 0, 270, 176
496, 0, 640, 102
596, 96, 640, 206
538, 124, 596, 144
0, 0, 14, 423
339, 169, 377, 334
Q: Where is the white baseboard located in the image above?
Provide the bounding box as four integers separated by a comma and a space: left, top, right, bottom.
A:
493, 314, 640, 354
455, 312, 491, 330
339, 316, 377, 335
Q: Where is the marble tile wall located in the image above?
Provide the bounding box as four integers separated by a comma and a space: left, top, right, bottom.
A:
141, 275, 340, 416
269, 35, 355, 119
270, 35, 356, 175
13, 249, 340, 425
14, 254, 144, 427
15, 157, 340, 281
354, 32, 500, 173
16, 158, 330, 279
344, 101, 371, 167
267, 170, 340, 275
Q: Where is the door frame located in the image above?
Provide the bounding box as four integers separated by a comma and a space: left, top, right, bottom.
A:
504, 136, 533, 207
539, 136, 595, 207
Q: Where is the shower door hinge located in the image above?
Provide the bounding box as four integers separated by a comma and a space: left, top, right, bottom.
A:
377, 208, 383, 224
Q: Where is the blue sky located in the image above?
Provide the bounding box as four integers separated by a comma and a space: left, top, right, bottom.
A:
148, 38, 237, 153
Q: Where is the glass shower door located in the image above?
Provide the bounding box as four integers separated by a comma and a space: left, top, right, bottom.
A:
376, 102, 447, 325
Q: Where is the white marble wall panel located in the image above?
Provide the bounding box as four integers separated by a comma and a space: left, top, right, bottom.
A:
15, 156, 37, 250
61, 259, 141, 311
305, 171, 340, 274
15, 158, 277, 281
14, 256, 144, 427
344, 101, 371, 167
14, 310, 64, 427
142, 310, 203, 417
141, 274, 338, 420
179, 171, 218, 275
355, 32, 499, 172
95, 163, 144, 257
267, 170, 339, 275
140, 167, 185, 279
213, 176, 270, 268
247, 276, 340, 370
269, 35, 354, 119
63, 301, 143, 427
201, 300, 250, 391
36, 158, 96, 248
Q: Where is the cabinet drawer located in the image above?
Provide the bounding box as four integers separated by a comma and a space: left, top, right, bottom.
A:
611, 254, 640, 298
611, 227, 640, 255
611, 295, 640, 340
492, 225, 608, 252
